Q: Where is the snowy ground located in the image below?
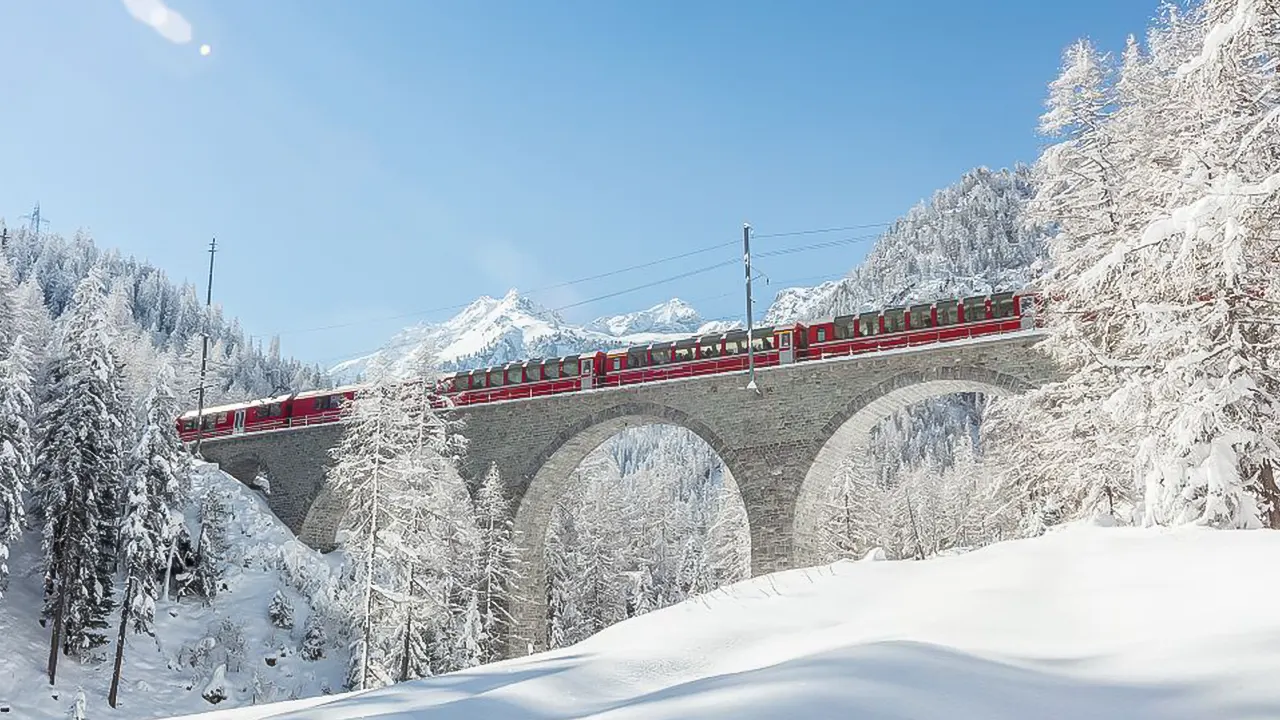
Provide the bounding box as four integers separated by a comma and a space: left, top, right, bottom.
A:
168, 523, 1280, 720
0, 463, 349, 719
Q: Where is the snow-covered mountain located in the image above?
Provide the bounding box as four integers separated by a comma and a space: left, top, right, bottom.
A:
330, 291, 739, 382
335, 167, 1048, 384
763, 166, 1049, 325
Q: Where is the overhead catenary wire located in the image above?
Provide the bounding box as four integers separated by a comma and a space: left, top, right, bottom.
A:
310, 264, 861, 370
308, 237, 879, 369
273, 222, 890, 339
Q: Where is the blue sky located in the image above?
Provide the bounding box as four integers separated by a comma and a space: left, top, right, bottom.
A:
0, 1, 1157, 367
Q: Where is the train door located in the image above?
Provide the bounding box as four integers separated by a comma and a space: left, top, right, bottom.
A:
232, 409, 246, 435
777, 328, 795, 364
580, 357, 594, 390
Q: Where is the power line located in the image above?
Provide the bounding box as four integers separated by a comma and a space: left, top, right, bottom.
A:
311, 267, 858, 370
752, 222, 889, 239
276, 223, 889, 339
275, 238, 742, 338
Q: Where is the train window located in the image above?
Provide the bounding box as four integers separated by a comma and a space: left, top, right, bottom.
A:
815, 327, 827, 342
610, 356, 622, 371
544, 362, 559, 380
962, 296, 987, 322
506, 367, 522, 385
452, 376, 468, 391
314, 395, 339, 411
650, 347, 670, 365
725, 337, 748, 355
627, 348, 648, 368
834, 318, 855, 340
260, 403, 283, 418
883, 309, 905, 334
200, 415, 218, 430
489, 369, 504, 387
937, 302, 959, 326
750, 335, 771, 351
564, 358, 580, 376
471, 372, 487, 388
183, 418, 197, 431
858, 313, 879, 336
674, 346, 694, 363
993, 292, 1016, 318
909, 304, 933, 329
701, 342, 720, 358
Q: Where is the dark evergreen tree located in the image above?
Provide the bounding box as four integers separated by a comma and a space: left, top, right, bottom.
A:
34, 270, 127, 681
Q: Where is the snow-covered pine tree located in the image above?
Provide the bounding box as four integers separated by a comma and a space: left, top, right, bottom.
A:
329, 361, 421, 690
188, 487, 231, 602
34, 269, 127, 680
300, 613, 327, 660
817, 451, 887, 562
268, 590, 295, 630
472, 463, 521, 663
0, 335, 34, 597
1033, 0, 1280, 528
120, 362, 189, 634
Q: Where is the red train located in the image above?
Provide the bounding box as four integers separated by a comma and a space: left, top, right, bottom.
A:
177, 290, 1039, 443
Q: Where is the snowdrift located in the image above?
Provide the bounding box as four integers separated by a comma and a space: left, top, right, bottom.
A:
168, 524, 1280, 719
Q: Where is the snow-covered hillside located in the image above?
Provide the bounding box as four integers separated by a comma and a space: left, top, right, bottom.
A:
764, 166, 1048, 325
329, 291, 737, 382
0, 463, 347, 719
168, 523, 1280, 720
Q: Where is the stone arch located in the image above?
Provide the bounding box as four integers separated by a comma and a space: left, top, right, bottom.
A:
791, 366, 1034, 568
508, 401, 748, 656
298, 484, 345, 552
218, 452, 272, 494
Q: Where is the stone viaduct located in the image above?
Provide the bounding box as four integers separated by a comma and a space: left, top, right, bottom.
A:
198, 329, 1058, 655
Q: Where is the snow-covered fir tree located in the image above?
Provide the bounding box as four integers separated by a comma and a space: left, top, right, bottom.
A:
0, 252, 35, 597
471, 463, 521, 663
268, 591, 295, 630
1010, 0, 1280, 529
187, 487, 231, 602
33, 269, 128, 677
330, 354, 476, 689
120, 362, 190, 634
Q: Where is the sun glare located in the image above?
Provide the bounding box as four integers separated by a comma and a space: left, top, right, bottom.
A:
199, 43, 211, 56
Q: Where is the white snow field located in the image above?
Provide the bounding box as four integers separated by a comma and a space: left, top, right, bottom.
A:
170, 523, 1280, 720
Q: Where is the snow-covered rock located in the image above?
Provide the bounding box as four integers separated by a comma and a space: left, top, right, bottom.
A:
165, 524, 1280, 720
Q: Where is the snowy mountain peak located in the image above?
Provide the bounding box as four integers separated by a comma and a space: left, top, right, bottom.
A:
328, 292, 721, 383
586, 298, 704, 337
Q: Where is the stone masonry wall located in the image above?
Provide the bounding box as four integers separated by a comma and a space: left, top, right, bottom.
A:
195, 331, 1059, 656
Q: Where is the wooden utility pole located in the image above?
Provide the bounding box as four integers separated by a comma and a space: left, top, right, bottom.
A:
743, 223, 758, 392
193, 237, 218, 457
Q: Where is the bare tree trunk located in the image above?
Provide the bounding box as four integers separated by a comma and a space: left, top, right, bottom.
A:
46, 576, 66, 685
1259, 461, 1280, 530
109, 575, 136, 707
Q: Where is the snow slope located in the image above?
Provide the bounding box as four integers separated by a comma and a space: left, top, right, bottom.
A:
0, 463, 347, 719
329, 291, 736, 382
167, 524, 1280, 719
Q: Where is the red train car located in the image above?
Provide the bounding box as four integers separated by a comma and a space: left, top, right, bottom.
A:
438, 352, 606, 406
176, 290, 1042, 442
597, 325, 804, 387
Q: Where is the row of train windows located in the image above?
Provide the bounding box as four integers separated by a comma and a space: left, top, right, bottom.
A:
813, 296, 1020, 342
631, 335, 775, 366
457, 359, 582, 389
